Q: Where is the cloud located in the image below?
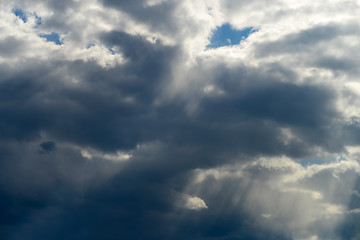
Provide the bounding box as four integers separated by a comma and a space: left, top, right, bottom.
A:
1, 0, 360, 239
185, 156, 360, 239
38, 141, 57, 154
184, 195, 208, 210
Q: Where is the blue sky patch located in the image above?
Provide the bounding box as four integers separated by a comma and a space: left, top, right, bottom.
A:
13, 8, 27, 23
109, 48, 116, 55
207, 23, 256, 49
86, 43, 95, 49
35, 14, 42, 25
39, 32, 63, 45
299, 156, 342, 167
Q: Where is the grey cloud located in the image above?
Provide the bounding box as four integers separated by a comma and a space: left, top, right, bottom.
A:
255, 23, 360, 57
1, 30, 341, 162
13, 0, 76, 13
311, 55, 360, 77
198, 83, 335, 127
338, 177, 360, 239
0, 37, 25, 57
101, 0, 184, 36
2, 1, 360, 239
184, 161, 360, 240
0, 52, 349, 239
38, 141, 56, 154
0, 139, 122, 229
314, 56, 357, 72
0, 53, 354, 240
0, 31, 177, 151
12, 0, 79, 36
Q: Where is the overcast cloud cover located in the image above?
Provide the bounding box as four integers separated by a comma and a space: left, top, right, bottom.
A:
1, 0, 360, 239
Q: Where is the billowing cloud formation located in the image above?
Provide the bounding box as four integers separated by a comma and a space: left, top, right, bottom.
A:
1, 0, 360, 239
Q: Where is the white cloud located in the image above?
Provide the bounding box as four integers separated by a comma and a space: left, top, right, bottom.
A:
184, 195, 208, 210
80, 147, 131, 162
293, 235, 319, 240
349, 208, 360, 214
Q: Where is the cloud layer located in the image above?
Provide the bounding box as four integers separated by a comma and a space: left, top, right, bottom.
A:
1, 0, 360, 239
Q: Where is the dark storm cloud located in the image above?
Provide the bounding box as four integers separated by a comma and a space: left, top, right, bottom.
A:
0, 53, 345, 239
2, 3, 360, 238
0, 27, 350, 239
38, 141, 56, 154
199, 83, 335, 127
0, 143, 290, 240
0, 140, 125, 238
0, 31, 177, 150
0, 30, 341, 162
181, 60, 343, 157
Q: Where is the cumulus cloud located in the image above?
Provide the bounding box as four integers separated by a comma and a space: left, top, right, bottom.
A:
184, 195, 208, 210
1, 0, 360, 239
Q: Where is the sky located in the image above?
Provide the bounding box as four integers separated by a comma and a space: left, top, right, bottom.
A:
1, 0, 360, 239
